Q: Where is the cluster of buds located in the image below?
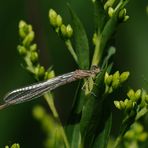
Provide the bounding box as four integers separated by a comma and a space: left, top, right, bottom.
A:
114, 88, 148, 112
49, 9, 73, 39
5, 143, 20, 148
104, 71, 130, 94
124, 122, 148, 143
18, 21, 55, 80
103, 0, 129, 22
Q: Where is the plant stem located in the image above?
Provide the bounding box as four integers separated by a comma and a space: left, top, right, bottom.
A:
91, 35, 101, 66
44, 93, 70, 148
65, 39, 78, 64
113, 135, 122, 148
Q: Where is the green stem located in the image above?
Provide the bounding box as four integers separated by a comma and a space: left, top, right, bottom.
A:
91, 35, 101, 66
44, 93, 70, 148
65, 39, 78, 64
113, 135, 122, 148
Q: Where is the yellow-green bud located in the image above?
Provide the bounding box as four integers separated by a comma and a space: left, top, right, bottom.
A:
49, 9, 57, 27
33, 106, 45, 120
125, 100, 133, 110
56, 15, 63, 27
45, 70, 55, 80
127, 89, 135, 100
134, 123, 143, 134
120, 100, 125, 109
112, 79, 120, 89
144, 94, 148, 104
48, 70, 55, 79
108, 86, 113, 94
104, 0, 115, 11
138, 132, 148, 142
30, 44, 37, 51
30, 51, 38, 63
113, 71, 120, 81
108, 7, 114, 17
19, 21, 27, 38
135, 89, 141, 101
5, 146, 9, 148
11, 143, 20, 148
123, 15, 130, 22
120, 71, 130, 83
38, 66, 45, 77
119, 8, 127, 20
60, 24, 67, 37
66, 24, 73, 38
124, 98, 129, 106
19, 20, 26, 29
124, 131, 135, 139
23, 31, 35, 46
17, 45, 27, 56
104, 73, 112, 86
114, 101, 121, 110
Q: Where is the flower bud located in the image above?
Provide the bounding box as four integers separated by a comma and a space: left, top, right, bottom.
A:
113, 71, 120, 81
138, 132, 148, 142
60, 24, 67, 37
30, 44, 37, 51
112, 79, 120, 89
108, 86, 113, 94
66, 24, 73, 38
120, 71, 130, 83
125, 100, 133, 110
123, 15, 129, 22
114, 101, 121, 110
127, 89, 135, 100
19, 21, 27, 38
11, 143, 20, 148
23, 31, 35, 46
135, 89, 141, 102
124, 98, 129, 106
17, 45, 27, 56
38, 66, 45, 78
33, 106, 45, 120
108, 7, 114, 17
104, 0, 115, 11
45, 70, 55, 80
49, 9, 57, 27
56, 15, 63, 27
30, 51, 38, 63
120, 100, 125, 109
118, 8, 127, 20
143, 94, 148, 104
104, 73, 113, 86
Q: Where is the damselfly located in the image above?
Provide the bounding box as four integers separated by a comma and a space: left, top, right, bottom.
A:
0, 66, 100, 110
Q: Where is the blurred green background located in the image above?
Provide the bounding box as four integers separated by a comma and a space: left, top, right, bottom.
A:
0, 0, 148, 147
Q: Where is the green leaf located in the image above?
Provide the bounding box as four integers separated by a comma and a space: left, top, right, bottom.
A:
70, 124, 81, 148
93, 113, 112, 148
68, 4, 90, 69
93, 0, 106, 32
80, 67, 107, 147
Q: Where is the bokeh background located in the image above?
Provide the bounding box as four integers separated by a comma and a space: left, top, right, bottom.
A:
0, 0, 148, 147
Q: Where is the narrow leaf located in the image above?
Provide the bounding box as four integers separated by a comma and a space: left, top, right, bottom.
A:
68, 4, 90, 69
93, 0, 106, 32
93, 113, 112, 148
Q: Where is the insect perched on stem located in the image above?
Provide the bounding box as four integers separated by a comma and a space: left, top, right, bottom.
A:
0, 66, 100, 110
